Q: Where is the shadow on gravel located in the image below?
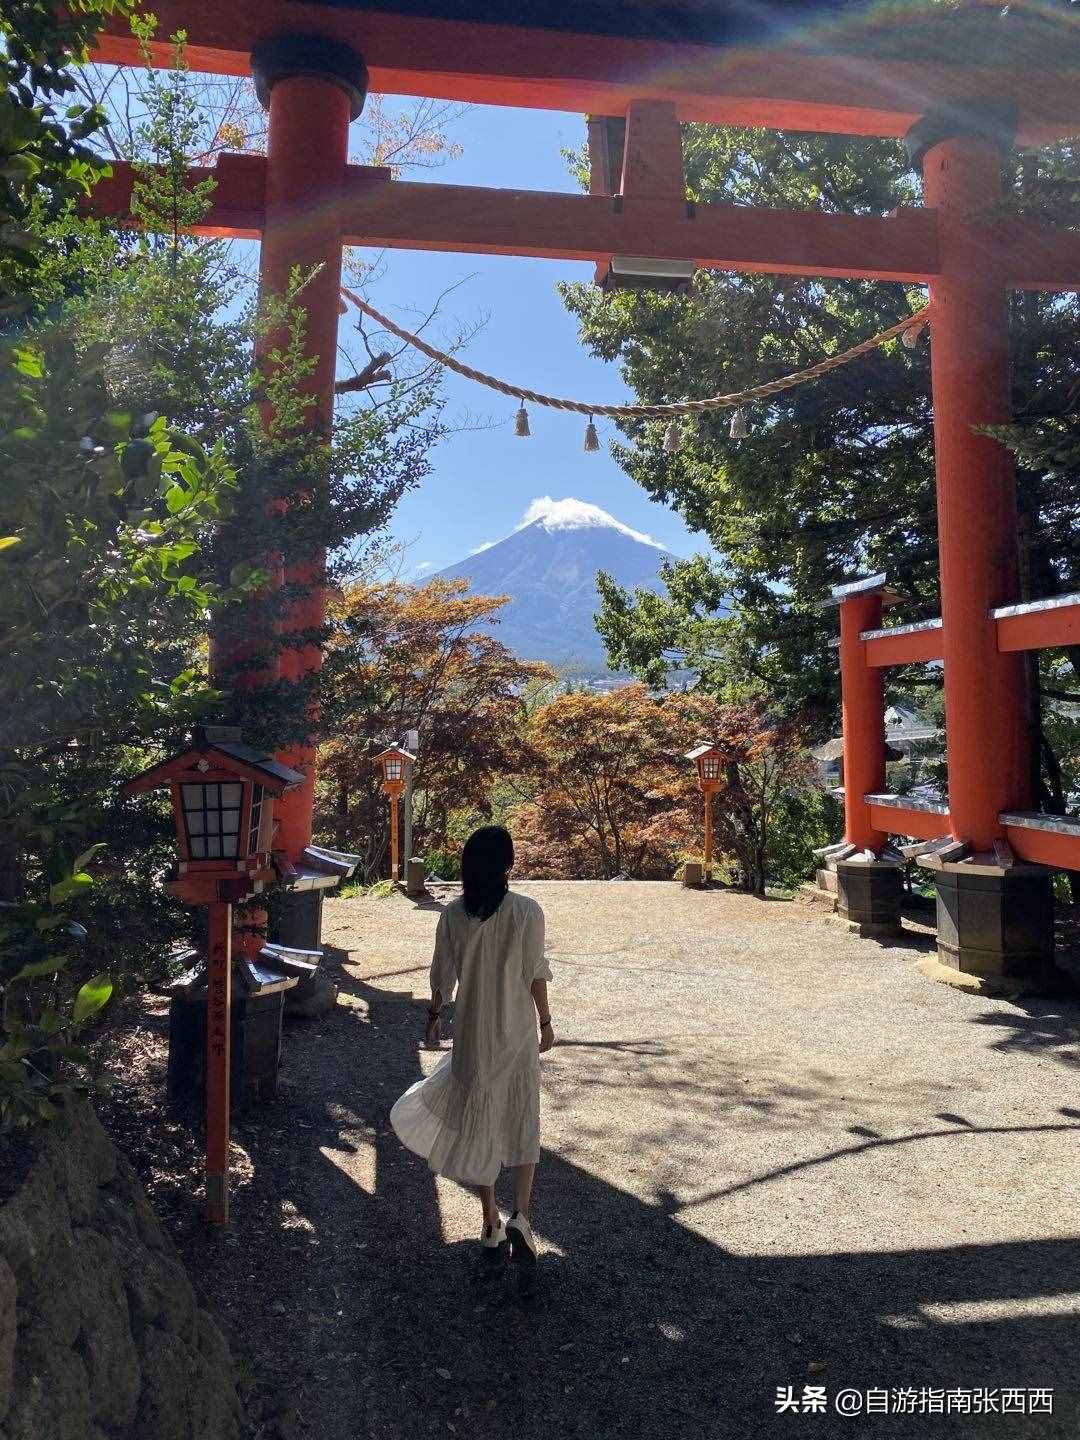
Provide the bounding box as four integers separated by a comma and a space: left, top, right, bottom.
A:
671, 1114, 1080, 1208
214, 964, 1080, 1440
548, 1037, 673, 1055
968, 1003, 1080, 1069
117, 945, 1080, 1440
872, 922, 938, 955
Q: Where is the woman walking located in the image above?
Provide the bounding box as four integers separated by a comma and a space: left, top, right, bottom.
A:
390, 826, 555, 1269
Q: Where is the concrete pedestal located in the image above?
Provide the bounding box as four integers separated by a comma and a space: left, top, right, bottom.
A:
835, 859, 903, 938
927, 861, 1056, 991
815, 867, 839, 895
277, 888, 324, 951
406, 857, 427, 897
168, 986, 287, 1113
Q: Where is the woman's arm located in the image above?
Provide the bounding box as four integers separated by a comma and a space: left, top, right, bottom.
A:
425, 911, 455, 1049
424, 987, 442, 1049
524, 903, 554, 1052
531, 978, 555, 1053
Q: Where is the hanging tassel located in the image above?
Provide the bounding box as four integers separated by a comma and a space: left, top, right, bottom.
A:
583, 415, 600, 452
662, 418, 682, 454
514, 402, 531, 437
729, 407, 748, 440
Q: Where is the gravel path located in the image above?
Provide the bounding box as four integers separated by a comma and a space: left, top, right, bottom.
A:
102, 882, 1080, 1439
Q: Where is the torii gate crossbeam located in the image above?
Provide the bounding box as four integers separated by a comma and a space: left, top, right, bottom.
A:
93, 0, 1080, 145
87, 155, 1080, 291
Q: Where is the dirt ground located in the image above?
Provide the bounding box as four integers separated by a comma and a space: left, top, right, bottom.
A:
98, 882, 1080, 1439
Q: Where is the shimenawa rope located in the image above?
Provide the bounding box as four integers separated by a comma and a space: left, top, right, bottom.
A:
340, 286, 932, 422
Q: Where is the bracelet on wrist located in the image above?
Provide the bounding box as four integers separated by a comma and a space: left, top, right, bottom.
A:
538, 1017, 552, 1028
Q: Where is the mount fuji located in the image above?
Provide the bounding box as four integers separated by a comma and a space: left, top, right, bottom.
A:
434, 497, 674, 671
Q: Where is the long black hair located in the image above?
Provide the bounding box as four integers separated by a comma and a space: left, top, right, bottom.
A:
461, 825, 514, 921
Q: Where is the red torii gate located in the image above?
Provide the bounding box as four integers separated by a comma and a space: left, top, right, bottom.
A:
90, 1, 1080, 984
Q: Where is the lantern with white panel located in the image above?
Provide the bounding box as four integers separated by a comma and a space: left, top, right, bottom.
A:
373, 745, 416, 881
159, 745, 297, 904
685, 743, 724, 880
122, 726, 303, 1223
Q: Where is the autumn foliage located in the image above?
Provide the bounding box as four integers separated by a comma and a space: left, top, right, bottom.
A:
317, 578, 551, 882
513, 687, 821, 891
681, 696, 824, 896
512, 685, 696, 880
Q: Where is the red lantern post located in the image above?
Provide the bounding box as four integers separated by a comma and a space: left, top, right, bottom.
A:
122, 727, 303, 1224
205, 900, 232, 1218
686, 744, 723, 880
373, 746, 416, 881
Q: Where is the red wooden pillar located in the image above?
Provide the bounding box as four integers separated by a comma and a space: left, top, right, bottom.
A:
251, 37, 368, 862
205, 900, 232, 1225
837, 587, 887, 852
912, 105, 1029, 850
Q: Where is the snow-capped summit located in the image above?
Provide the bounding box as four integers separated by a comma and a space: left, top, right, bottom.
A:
435, 496, 673, 670
516, 496, 665, 550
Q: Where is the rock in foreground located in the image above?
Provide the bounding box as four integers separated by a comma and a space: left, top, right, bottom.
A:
0, 1098, 242, 1440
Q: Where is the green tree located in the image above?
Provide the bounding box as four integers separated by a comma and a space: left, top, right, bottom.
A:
0, 315, 230, 1120
1, 1, 136, 317
0, 2, 237, 1124
569, 128, 930, 721
690, 699, 826, 897
48, 32, 449, 752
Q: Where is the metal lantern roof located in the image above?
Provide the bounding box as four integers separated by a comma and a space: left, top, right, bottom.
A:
685, 743, 721, 762
122, 728, 304, 798
207, 740, 305, 788
372, 745, 417, 770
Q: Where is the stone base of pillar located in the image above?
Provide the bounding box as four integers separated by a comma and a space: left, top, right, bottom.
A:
276, 889, 324, 951
922, 861, 1056, 993
816, 866, 839, 895
796, 880, 837, 915
835, 859, 903, 938
167, 986, 287, 1112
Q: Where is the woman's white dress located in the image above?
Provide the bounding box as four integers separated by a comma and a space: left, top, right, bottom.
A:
390, 891, 551, 1185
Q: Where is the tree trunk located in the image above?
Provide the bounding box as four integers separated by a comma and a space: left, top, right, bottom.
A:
335, 783, 349, 851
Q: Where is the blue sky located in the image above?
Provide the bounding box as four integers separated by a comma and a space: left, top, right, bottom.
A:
344, 102, 703, 577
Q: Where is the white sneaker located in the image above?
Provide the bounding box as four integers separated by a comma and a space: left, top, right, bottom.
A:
480, 1221, 506, 1267
480, 1218, 506, 1254
505, 1210, 538, 1266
